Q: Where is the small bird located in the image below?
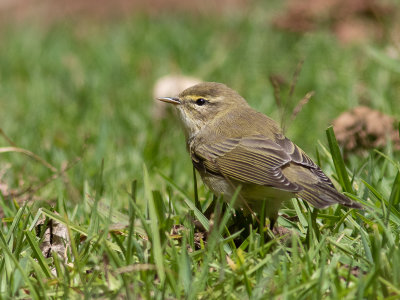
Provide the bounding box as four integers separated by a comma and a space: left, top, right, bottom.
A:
158, 82, 361, 228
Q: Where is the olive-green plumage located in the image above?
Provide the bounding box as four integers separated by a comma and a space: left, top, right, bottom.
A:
158, 82, 361, 227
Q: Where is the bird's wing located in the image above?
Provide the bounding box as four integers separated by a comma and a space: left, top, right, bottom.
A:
271, 134, 361, 208
193, 135, 303, 192
273, 134, 335, 188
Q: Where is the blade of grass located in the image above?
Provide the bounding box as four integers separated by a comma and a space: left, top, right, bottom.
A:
327, 237, 371, 265
144, 165, 165, 283
326, 126, 353, 193
0, 146, 57, 173
5, 202, 27, 242
179, 236, 192, 296
126, 180, 137, 265
103, 241, 131, 298
378, 277, 400, 295
0, 229, 39, 299
25, 230, 53, 278
158, 170, 210, 230
40, 208, 122, 252
387, 171, 400, 221
360, 181, 400, 222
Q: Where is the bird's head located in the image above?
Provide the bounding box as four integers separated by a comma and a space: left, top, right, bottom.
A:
158, 82, 248, 138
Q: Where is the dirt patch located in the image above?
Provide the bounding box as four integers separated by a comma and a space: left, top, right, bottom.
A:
273, 0, 397, 43
0, 0, 249, 24
332, 106, 400, 155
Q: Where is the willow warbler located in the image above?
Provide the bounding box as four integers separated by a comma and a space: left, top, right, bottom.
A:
158, 82, 361, 228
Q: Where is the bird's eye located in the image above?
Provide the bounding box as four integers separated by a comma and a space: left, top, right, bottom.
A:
195, 98, 206, 106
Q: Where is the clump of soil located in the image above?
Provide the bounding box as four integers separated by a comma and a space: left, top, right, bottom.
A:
273, 0, 396, 43
332, 106, 400, 155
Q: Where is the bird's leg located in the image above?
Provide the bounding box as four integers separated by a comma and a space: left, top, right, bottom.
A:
269, 218, 276, 230
268, 209, 279, 232
226, 209, 252, 246
235, 209, 251, 234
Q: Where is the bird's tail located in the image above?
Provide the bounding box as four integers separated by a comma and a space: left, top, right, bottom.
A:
297, 182, 362, 209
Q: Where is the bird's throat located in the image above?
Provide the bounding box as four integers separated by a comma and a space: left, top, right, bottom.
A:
176, 107, 203, 141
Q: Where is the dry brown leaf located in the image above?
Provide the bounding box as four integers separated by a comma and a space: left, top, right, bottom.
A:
36, 213, 70, 265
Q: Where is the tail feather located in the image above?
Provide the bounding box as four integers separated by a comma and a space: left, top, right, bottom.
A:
297, 183, 362, 209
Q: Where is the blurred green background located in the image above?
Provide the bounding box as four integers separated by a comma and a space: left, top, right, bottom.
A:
0, 0, 399, 211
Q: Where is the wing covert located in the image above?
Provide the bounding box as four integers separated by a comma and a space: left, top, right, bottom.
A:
193, 135, 302, 192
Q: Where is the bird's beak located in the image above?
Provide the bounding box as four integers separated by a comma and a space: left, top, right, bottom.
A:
157, 97, 181, 105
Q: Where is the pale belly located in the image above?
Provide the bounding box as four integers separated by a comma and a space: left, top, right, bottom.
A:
200, 172, 294, 218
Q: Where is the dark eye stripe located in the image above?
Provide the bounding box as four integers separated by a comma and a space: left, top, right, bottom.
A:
196, 98, 206, 106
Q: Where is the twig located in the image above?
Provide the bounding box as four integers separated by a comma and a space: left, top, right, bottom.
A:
269, 75, 283, 112
288, 59, 304, 100
0, 147, 58, 173
0, 128, 17, 147
270, 59, 306, 133
283, 91, 314, 134
269, 75, 284, 128
290, 91, 315, 122
13, 156, 82, 199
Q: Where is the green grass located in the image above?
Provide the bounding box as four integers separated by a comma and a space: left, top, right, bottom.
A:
1, 3, 400, 299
